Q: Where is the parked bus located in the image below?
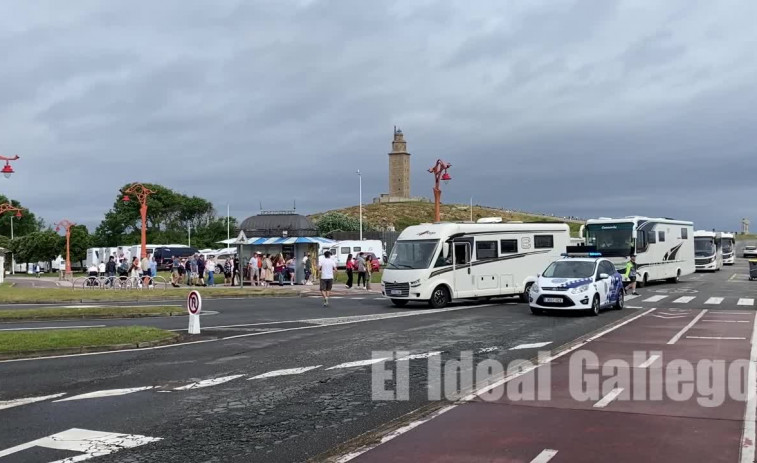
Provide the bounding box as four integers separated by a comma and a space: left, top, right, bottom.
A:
584, 216, 695, 285
721, 232, 735, 265
694, 230, 723, 272
381, 220, 571, 308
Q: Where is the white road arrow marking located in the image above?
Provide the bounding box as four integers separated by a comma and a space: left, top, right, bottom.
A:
0, 428, 161, 461
54, 387, 153, 402
174, 375, 244, 390
509, 342, 552, 350
249, 365, 322, 379
0, 393, 66, 411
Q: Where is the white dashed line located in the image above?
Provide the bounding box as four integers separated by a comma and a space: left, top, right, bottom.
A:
638, 355, 660, 368
476, 347, 499, 354
0, 393, 66, 411
644, 295, 667, 303
702, 320, 749, 323
673, 296, 695, 303
738, 298, 755, 306
249, 366, 322, 379
326, 358, 388, 370
593, 387, 624, 408
509, 342, 552, 350
396, 352, 442, 361
686, 336, 746, 340
174, 375, 244, 390
530, 449, 559, 463
705, 297, 724, 305
54, 387, 154, 402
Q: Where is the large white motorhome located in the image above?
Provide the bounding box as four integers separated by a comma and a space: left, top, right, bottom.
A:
720, 232, 735, 265
329, 240, 384, 267
584, 216, 695, 285
694, 230, 723, 271
381, 220, 571, 308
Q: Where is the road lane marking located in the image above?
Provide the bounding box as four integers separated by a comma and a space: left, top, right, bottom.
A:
667, 310, 707, 345
0, 393, 66, 411
738, 298, 755, 306
705, 297, 724, 305
397, 352, 442, 361
0, 304, 496, 363
686, 336, 746, 340
711, 311, 753, 315
0, 325, 107, 332
673, 296, 695, 303
530, 449, 559, 463
509, 342, 552, 350
476, 347, 499, 353
652, 314, 686, 319
593, 387, 624, 408
326, 358, 388, 370
54, 386, 154, 402
335, 308, 658, 462
644, 295, 667, 302
702, 320, 749, 323
0, 427, 161, 460
173, 375, 244, 390
740, 311, 757, 462
638, 355, 660, 368
249, 366, 321, 379
625, 294, 640, 300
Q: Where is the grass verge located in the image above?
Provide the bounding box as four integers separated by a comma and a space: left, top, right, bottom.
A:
0, 326, 178, 355
0, 306, 184, 321
0, 287, 292, 304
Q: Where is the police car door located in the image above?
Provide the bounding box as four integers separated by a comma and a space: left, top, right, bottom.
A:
596, 261, 613, 306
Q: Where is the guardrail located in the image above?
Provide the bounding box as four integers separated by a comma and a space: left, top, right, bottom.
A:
73, 276, 169, 290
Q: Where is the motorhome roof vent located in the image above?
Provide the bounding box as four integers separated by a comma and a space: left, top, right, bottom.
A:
477, 217, 503, 224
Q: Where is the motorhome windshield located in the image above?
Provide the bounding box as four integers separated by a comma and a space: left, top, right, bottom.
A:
543, 261, 596, 279
586, 223, 634, 256
387, 240, 439, 270
694, 237, 716, 257
722, 239, 734, 253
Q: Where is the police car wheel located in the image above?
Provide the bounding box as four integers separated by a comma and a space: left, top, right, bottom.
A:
530, 307, 543, 315
615, 291, 624, 310
589, 295, 600, 316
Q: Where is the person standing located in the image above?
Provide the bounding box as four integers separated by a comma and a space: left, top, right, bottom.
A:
264, 254, 274, 287
149, 254, 158, 288
206, 255, 216, 286
624, 255, 639, 296
130, 256, 141, 283
365, 254, 373, 291
344, 253, 354, 289
318, 251, 338, 306
140, 254, 151, 287
197, 255, 206, 287
302, 252, 312, 285
232, 255, 240, 286
105, 256, 117, 288
249, 253, 259, 286
286, 255, 296, 285
356, 252, 367, 289
224, 257, 233, 286
171, 256, 181, 287
275, 254, 286, 286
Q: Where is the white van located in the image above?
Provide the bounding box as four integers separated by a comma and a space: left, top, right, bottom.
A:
329, 240, 384, 267
381, 221, 571, 308
721, 232, 735, 265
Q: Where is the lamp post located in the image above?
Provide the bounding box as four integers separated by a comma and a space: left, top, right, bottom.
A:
122, 183, 155, 259
55, 220, 75, 279
356, 169, 363, 241
0, 203, 23, 275
428, 159, 452, 223
1, 155, 19, 274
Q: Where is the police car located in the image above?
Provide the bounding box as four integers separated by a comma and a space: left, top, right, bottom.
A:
529, 250, 624, 316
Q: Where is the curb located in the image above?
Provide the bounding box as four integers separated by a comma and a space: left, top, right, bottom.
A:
0, 335, 180, 360
0, 292, 301, 305
0, 312, 188, 323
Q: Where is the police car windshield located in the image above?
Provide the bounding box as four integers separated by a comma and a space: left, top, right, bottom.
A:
543, 261, 596, 279
387, 240, 439, 269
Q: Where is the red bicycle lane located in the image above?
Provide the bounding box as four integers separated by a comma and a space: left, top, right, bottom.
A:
344, 308, 757, 463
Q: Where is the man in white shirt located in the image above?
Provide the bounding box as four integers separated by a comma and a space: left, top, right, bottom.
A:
249, 254, 259, 286
318, 251, 338, 306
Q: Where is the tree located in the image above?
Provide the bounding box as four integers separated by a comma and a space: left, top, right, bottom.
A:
0, 195, 40, 238
93, 183, 220, 247
11, 230, 60, 264
315, 212, 361, 236
66, 225, 92, 264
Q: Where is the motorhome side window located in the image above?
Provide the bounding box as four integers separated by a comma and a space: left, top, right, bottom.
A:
658, 231, 665, 242
647, 231, 656, 244
500, 239, 518, 254
681, 228, 688, 239
476, 241, 497, 260
453, 242, 470, 265
340, 247, 350, 254
353, 247, 361, 252
534, 235, 554, 249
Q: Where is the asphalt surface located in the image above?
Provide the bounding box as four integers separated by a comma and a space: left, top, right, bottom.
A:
0, 258, 755, 462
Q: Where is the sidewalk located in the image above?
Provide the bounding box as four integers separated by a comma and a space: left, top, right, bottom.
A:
345, 308, 756, 462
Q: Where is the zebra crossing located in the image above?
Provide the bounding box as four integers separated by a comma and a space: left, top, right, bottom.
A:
627, 294, 757, 306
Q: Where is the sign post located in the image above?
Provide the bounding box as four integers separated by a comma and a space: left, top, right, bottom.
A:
233, 230, 248, 289
187, 290, 202, 334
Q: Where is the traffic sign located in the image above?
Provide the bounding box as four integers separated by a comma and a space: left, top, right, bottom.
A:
187, 290, 202, 315
233, 230, 248, 245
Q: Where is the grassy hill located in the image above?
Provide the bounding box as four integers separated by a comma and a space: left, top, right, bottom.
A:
309, 202, 584, 235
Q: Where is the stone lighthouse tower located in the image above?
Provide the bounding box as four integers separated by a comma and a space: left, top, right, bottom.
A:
388, 126, 411, 198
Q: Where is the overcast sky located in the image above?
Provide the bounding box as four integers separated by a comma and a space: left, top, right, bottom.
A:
1, 0, 755, 232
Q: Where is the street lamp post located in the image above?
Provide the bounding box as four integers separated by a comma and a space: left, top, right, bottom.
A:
55, 220, 75, 279
1, 155, 19, 274
357, 170, 363, 241
122, 183, 155, 259
428, 159, 452, 223
0, 203, 23, 274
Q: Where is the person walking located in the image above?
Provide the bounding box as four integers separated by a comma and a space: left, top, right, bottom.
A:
232, 255, 240, 286
105, 256, 117, 288
197, 255, 206, 287
206, 255, 216, 286
223, 257, 233, 286
624, 255, 639, 296
302, 252, 312, 285
264, 254, 274, 287
356, 252, 367, 289
249, 253, 259, 286
140, 254, 151, 287
286, 255, 296, 285
275, 254, 286, 286
130, 256, 141, 284
171, 256, 181, 287
365, 254, 373, 291
344, 253, 354, 289
318, 250, 338, 306
149, 254, 157, 288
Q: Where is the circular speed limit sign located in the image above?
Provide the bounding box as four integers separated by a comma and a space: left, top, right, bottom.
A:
187, 290, 202, 315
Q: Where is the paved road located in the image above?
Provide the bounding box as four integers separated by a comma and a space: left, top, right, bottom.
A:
0, 259, 754, 462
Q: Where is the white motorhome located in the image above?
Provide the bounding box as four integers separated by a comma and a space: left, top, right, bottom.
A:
720, 232, 735, 265
585, 216, 695, 285
694, 230, 723, 271
381, 221, 571, 308
329, 240, 384, 267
